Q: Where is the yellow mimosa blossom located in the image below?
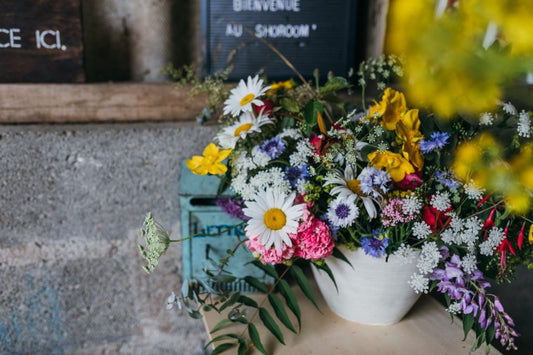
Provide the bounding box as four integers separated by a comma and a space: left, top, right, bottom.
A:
368, 150, 415, 182
186, 143, 232, 175
368, 88, 407, 131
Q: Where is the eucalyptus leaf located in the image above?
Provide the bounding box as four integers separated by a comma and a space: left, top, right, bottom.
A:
259, 307, 285, 345
248, 323, 269, 355
268, 293, 296, 333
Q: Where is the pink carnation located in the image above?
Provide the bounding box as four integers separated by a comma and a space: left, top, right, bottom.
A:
293, 216, 334, 260
246, 234, 297, 264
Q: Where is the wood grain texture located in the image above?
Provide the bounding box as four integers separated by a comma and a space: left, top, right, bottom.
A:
0, 0, 84, 82
0, 84, 207, 123
202, 278, 501, 354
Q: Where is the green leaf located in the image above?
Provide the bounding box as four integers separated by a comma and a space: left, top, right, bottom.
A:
233, 317, 248, 325
259, 307, 285, 345
268, 294, 296, 333
211, 342, 236, 355
486, 324, 496, 344
462, 314, 475, 341
251, 260, 279, 279
277, 279, 301, 330
315, 263, 338, 293
302, 101, 323, 136
318, 76, 351, 95
331, 247, 353, 267
220, 292, 241, 312
189, 310, 203, 319
205, 334, 240, 348
212, 275, 237, 283
210, 318, 232, 334
248, 323, 269, 355
290, 264, 320, 311
237, 338, 247, 355
238, 295, 259, 308
280, 97, 299, 113
244, 276, 269, 293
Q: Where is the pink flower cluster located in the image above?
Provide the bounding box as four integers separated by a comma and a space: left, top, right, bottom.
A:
246, 204, 334, 264
381, 198, 416, 227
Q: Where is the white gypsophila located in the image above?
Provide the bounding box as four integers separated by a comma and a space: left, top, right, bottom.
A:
393, 243, 418, 264
479, 112, 494, 126
277, 128, 301, 140
250, 167, 291, 197
464, 180, 485, 201
409, 273, 429, 294
479, 227, 506, 256
289, 140, 314, 166
501, 101, 517, 116
517, 110, 531, 138
462, 254, 477, 274
417, 241, 441, 274
431, 191, 451, 212
402, 195, 422, 215
223, 75, 270, 117
412, 221, 432, 239
446, 302, 462, 315
251, 146, 271, 168
243, 188, 304, 250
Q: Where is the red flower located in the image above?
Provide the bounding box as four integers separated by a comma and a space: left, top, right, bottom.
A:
422, 202, 451, 233
394, 171, 423, 190
253, 100, 274, 116
518, 222, 526, 250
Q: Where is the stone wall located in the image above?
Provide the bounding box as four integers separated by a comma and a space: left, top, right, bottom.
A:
0, 123, 217, 354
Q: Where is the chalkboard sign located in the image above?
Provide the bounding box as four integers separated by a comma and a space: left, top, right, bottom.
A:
0, 0, 84, 82
201, 0, 358, 80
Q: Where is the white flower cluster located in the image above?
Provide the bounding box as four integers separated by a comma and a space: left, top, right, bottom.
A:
232, 166, 291, 201
517, 110, 531, 138
479, 112, 494, 126
409, 273, 429, 294
479, 227, 506, 256
446, 302, 462, 315
277, 128, 301, 140
461, 253, 478, 274
431, 191, 451, 212
251, 146, 271, 168
402, 195, 422, 215
416, 241, 441, 274
392, 243, 418, 264
289, 140, 314, 166
502, 101, 517, 116
412, 221, 432, 239
464, 180, 485, 201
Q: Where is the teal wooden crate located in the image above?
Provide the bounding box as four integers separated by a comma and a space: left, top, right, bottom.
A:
179, 160, 271, 292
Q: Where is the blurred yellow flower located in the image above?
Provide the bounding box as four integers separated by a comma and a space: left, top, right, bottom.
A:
368, 88, 407, 130
368, 150, 415, 182
186, 143, 232, 175
268, 79, 294, 95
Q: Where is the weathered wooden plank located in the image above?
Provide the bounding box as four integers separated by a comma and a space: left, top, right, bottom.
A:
0, 0, 84, 82
0, 84, 207, 123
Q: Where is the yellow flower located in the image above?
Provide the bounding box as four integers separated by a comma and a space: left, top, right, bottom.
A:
268, 79, 294, 95
396, 109, 424, 170
186, 143, 232, 175
368, 88, 407, 130
368, 150, 415, 182
529, 224, 533, 245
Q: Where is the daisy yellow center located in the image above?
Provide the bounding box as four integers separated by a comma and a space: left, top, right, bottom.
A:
263, 208, 287, 230
347, 179, 364, 196
240, 93, 255, 106
234, 123, 254, 137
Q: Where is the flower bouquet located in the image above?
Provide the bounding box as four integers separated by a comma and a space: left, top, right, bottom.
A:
140, 57, 533, 354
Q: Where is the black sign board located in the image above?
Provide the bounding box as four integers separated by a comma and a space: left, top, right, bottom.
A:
0, 0, 84, 83
201, 0, 358, 80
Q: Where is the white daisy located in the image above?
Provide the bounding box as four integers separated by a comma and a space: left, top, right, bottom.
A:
243, 188, 304, 250
323, 165, 379, 219
327, 196, 359, 228
216, 111, 272, 149
223, 75, 270, 117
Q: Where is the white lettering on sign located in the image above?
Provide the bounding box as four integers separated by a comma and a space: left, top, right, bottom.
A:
0, 28, 22, 48
36, 30, 67, 50
233, 0, 300, 12
226, 23, 243, 37
255, 23, 315, 38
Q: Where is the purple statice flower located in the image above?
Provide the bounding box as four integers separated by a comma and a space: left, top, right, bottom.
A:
434, 171, 460, 190
284, 165, 309, 188
419, 132, 451, 154
259, 137, 286, 159
358, 167, 391, 197
215, 197, 248, 220
361, 234, 389, 258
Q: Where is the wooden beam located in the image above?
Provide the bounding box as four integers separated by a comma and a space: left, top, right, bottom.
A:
0, 83, 207, 123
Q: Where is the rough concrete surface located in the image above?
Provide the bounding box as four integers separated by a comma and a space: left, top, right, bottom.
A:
0, 122, 218, 354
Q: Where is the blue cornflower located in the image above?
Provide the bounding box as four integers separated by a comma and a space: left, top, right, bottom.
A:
419, 132, 451, 154
284, 165, 309, 188
361, 235, 389, 258
435, 171, 460, 190
358, 167, 391, 197
259, 137, 286, 159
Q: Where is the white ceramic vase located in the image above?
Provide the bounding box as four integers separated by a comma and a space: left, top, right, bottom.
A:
311, 246, 421, 326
